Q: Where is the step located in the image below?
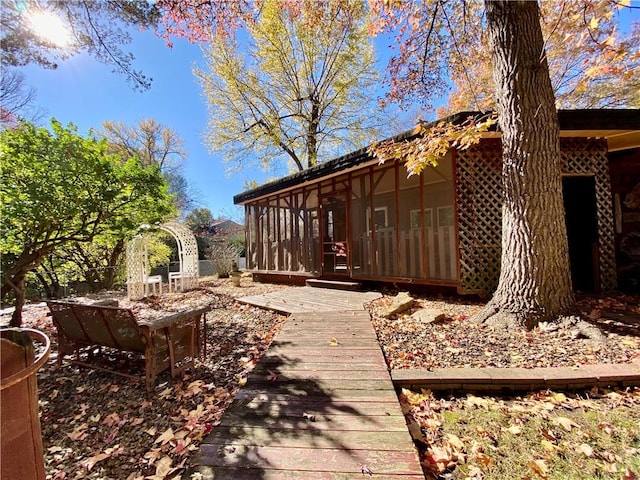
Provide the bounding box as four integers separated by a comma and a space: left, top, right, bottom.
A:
305, 278, 363, 291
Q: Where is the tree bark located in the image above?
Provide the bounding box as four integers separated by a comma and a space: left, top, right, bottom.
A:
2, 247, 52, 327
101, 239, 125, 290
475, 0, 576, 329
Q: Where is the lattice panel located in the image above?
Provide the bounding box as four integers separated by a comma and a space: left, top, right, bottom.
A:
126, 235, 147, 300
560, 138, 616, 291
457, 137, 616, 295
163, 222, 200, 291
456, 140, 503, 294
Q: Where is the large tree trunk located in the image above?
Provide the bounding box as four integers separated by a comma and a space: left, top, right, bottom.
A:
474, 0, 576, 330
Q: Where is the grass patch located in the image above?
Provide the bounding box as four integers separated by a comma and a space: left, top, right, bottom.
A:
400, 387, 640, 479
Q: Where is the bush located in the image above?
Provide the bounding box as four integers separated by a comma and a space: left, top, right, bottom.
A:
206, 242, 242, 278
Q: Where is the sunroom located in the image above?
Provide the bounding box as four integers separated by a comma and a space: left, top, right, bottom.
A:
233, 110, 639, 295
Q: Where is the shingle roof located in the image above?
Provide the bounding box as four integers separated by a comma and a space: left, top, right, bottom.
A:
234, 109, 639, 205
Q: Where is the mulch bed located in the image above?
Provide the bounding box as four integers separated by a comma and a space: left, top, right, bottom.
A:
366, 291, 640, 370
4, 280, 640, 479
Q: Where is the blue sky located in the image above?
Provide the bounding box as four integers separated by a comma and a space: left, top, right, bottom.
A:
20, 27, 415, 222
21, 30, 251, 220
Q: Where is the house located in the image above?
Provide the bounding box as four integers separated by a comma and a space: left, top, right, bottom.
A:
233, 110, 640, 294
193, 219, 244, 239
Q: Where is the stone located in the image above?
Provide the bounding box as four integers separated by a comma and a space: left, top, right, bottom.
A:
380, 292, 414, 318
411, 308, 446, 324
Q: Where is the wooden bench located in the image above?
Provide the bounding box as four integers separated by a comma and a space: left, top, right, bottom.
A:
46, 300, 210, 392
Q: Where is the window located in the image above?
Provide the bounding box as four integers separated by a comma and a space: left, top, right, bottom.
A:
410, 209, 421, 229
366, 206, 388, 231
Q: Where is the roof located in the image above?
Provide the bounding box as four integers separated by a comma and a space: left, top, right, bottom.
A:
234, 109, 640, 205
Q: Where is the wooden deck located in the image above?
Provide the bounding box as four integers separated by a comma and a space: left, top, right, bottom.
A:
237, 286, 382, 313
187, 308, 424, 479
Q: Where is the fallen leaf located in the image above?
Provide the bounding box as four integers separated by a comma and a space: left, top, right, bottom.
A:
328, 337, 339, 346
66, 424, 88, 441
597, 421, 614, 435
426, 445, 453, 473
551, 416, 579, 432
83, 453, 110, 471
528, 459, 549, 478
540, 428, 557, 441
102, 412, 121, 427
155, 456, 173, 477
504, 425, 522, 435
446, 433, 465, 450
361, 464, 373, 476
467, 465, 484, 478
154, 428, 175, 445
540, 439, 560, 452
549, 392, 567, 404
474, 452, 493, 467
577, 443, 594, 457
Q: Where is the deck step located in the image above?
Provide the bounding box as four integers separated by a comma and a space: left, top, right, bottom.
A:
305, 278, 362, 291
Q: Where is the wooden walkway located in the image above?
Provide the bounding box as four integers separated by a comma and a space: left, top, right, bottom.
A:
236, 286, 382, 313
187, 307, 424, 479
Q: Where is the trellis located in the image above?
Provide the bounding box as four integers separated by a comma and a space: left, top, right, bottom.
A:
126, 222, 199, 300
456, 137, 616, 295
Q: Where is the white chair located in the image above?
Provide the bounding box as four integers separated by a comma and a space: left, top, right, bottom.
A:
145, 275, 163, 296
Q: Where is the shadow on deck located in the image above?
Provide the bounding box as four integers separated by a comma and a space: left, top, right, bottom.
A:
184, 307, 424, 479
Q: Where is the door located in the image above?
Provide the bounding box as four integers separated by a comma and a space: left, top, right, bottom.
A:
321, 193, 349, 276
563, 176, 599, 292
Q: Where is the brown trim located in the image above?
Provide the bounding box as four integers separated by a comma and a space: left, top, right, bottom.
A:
346, 172, 353, 276
248, 269, 460, 289
234, 110, 639, 205
394, 161, 401, 273
275, 199, 281, 270
420, 170, 427, 278
369, 167, 376, 275
452, 148, 462, 282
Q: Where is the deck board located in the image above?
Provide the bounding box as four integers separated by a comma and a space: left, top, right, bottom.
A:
237, 287, 382, 313
187, 293, 423, 479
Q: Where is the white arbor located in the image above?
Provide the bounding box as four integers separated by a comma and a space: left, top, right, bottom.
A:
126, 222, 199, 300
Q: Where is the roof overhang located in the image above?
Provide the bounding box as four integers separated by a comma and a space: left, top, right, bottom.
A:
234, 109, 639, 205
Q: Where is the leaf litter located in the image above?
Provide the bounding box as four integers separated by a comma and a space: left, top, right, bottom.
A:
11, 282, 640, 479
18, 278, 288, 479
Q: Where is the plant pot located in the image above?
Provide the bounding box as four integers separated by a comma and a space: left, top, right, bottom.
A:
1, 328, 50, 480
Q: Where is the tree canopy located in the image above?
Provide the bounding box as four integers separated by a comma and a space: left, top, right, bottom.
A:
368, 0, 638, 112
0, 119, 174, 325
99, 119, 194, 214
195, 0, 386, 173
0, 0, 160, 90
437, 1, 640, 114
